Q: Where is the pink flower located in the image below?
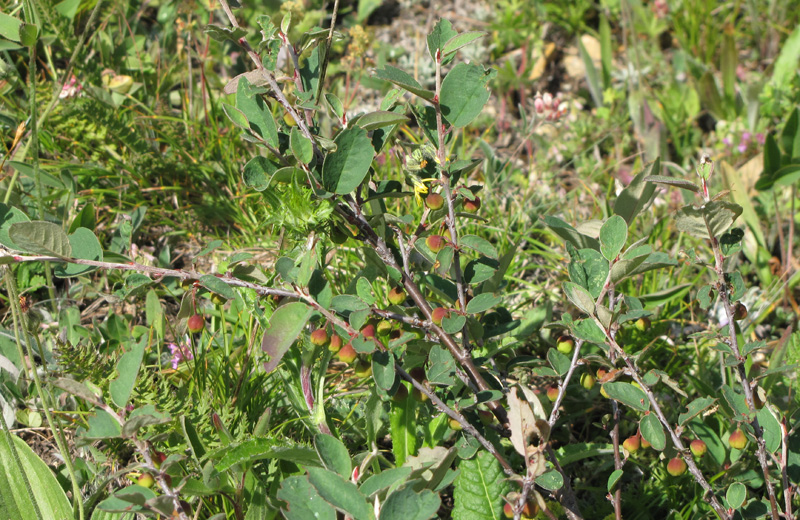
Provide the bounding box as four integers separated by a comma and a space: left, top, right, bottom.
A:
59, 74, 82, 99
756, 133, 765, 145
168, 342, 193, 369
722, 137, 732, 147
737, 142, 747, 153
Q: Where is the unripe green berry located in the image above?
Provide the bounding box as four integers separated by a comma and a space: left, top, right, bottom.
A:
425, 192, 445, 210
556, 335, 574, 354
448, 418, 462, 430
354, 359, 372, 378
137, 472, 155, 489
376, 320, 393, 337
328, 334, 343, 353
635, 317, 651, 332
387, 286, 406, 305
580, 372, 596, 390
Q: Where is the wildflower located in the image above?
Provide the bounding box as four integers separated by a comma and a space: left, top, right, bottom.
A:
59, 74, 82, 99
168, 342, 193, 369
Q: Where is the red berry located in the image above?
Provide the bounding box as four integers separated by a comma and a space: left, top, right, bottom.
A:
187, 314, 204, 333
463, 196, 481, 213
361, 323, 376, 338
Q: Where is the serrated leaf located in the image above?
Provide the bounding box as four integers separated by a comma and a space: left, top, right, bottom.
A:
8, 221, 71, 256
315, 434, 351, 478
307, 467, 374, 520
322, 127, 374, 194
440, 63, 495, 128
603, 382, 649, 412
599, 215, 627, 261
639, 413, 665, 450
262, 302, 313, 373
452, 450, 509, 520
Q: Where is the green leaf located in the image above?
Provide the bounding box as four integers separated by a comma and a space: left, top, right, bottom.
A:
291, 127, 314, 164
315, 434, 352, 478
676, 201, 743, 239
380, 485, 440, 520
83, 408, 122, 439
204, 24, 247, 43
198, 274, 236, 300
0, 203, 30, 251
278, 475, 336, 520
8, 221, 71, 256
442, 313, 466, 334
322, 127, 375, 194
603, 382, 649, 412
331, 294, 370, 312
578, 35, 602, 107
451, 450, 509, 520
542, 215, 600, 250
770, 23, 800, 93
678, 397, 716, 425
236, 76, 279, 146
757, 133, 782, 190
726, 482, 746, 510
465, 293, 501, 314
0, 12, 22, 42
427, 19, 458, 61
599, 215, 627, 261
568, 246, 609, 298
54, 227, 102, 277
639, 413, 665, 450
372, 350, 396, 390
547, 348, 571, 376
607, 469, 623, 492
555, 443, 614, 465
307, 467, 375, 520
721, 385, 753, 421
535, 470, 563, 491
374, 66, 435, 101
212, 438, 320, 473
121, 405, 171, 438
0, 433, 72, 520
221, 102, 250, 131
459, 235, 498, 259
562, 282, 596, 316
243, 156, 280, 192
109, 337, 146, 408
440, 63, 495, 128
359, 467, 413, 498
614, 159, 659, 224
756, 407, 781, 453
18, 23, 38, 47
356, 111, 410, 131
442, 31, 487, 58
262, 302, 313, 373
389, 389, 417, 467
644, 175, 701, 193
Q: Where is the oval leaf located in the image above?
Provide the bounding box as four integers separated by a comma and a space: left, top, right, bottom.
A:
322, 127, 374, 194
262, 302, 313, 373
8, 221, 71, 256
603, 382, 649, 412
599, 215, 627, 261
639, 413, 665, 451
307, 467, 374, 520
562, 281, 596, 316
440, 63, 495, 128
726, 482, 746, 509
54, 227, 102, 277
198, 274, 236, 300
